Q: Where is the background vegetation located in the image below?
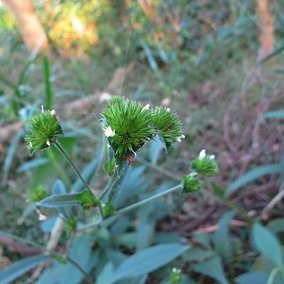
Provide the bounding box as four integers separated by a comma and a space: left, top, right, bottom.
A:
1, 0, 284, 283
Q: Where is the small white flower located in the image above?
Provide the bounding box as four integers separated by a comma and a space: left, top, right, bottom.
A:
210, 154, 215, 160
161, 97, 171, 106
172, 267, 181, 273
36, 209, 47, 221
46, 140, 51, 146
99, 92, 112, 102
50, 110, 56, 116
198, 149, 206, 160
166, 107, 171, 112
103, 126, 115, 137
142, 104, 150, 111
176, 134, 185, 142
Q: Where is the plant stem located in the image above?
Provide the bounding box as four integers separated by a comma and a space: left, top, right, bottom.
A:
136, 157, 181, 182
115, 184, 182, 215
67, 256, 93, 284
54, 141, 104, 219
99, 174, 119, 200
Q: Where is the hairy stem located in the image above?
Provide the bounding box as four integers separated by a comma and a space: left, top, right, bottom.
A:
115, 184, 182, 215
54, 141, 104, 219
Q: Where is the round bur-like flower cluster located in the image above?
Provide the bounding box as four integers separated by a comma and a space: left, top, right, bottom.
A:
102, 97, 155, 161
102, 97, 184, 162
25, 109, 63, 153
152, 107, 184, 147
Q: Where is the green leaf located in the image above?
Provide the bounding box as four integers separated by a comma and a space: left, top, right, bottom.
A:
192, 256, 228, 284
141, 41, 158, 72
113, 166, 146, 208
227, 164, 281, 196
0, 255, 50, 284
38, 234, 94, 284
263, 110, 284, 119
183, 248, 215, 262
213, 211, 235, 257
36, 189, 98, 209
252, 223, 284, 268
112, 244, 189, 282
43, 56, 53, 109
2, 129, 25, 187
71, 154, 100, 193
268, 218, 284, 235
235, 272, 269, 284
97, 263, 114, 284
17, 158, 49, 173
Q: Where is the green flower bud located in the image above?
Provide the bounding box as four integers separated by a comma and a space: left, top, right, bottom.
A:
66, 218, 77, 234
30, 186, 49, 202
183, 173, 202, 193
104, 159, 116, 177
151, 107, 184, 148
169, 268, 182, 284
103, 202, 115, 217
191, 149, 218, 177
25, 108, 63, 153
102, 97, 155, 161
77, 190, 100, 209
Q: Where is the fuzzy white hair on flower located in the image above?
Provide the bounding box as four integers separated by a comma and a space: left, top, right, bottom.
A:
142, 104, 150, 111
198, 149, 206, 160
172, 267, 181, 273
176, 134, 185, 142
189, 171, 197, 177
103, 126, 115, 137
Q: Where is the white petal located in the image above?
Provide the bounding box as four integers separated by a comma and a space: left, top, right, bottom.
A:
103, 126, 115, 137
176, 134, 185, 142
99, 92, 112, 102
198, 149, 206, 159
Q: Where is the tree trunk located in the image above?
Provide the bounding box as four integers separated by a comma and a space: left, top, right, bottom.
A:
256, 0, 274, 59
5, 0, 49, 53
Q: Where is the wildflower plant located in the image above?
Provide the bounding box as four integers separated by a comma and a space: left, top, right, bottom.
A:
101, 97, 185, 165
25, 109, 63, 153
4, 97, 219, 284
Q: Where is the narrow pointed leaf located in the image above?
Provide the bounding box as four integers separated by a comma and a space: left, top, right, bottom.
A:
112, 244, 189, 282
252, 223, 284, 268
192, 256, 228, 284
227, 164, 281, 196
0, 255, 50, 284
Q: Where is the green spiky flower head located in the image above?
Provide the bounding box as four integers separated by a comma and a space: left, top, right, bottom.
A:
102, 97, 155, 161
191, 149, 219, 177
151, 107, 184, 148
183, 172, 202, 193
25, 109, 63, 153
